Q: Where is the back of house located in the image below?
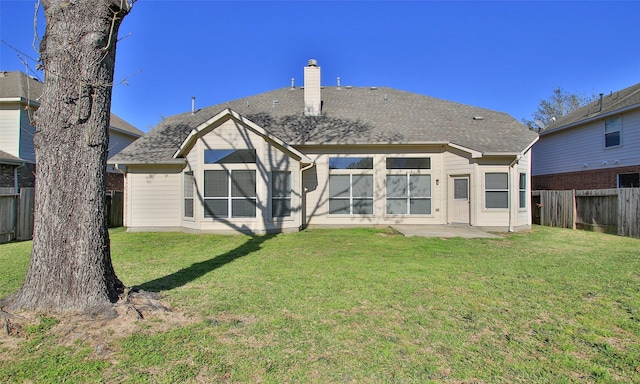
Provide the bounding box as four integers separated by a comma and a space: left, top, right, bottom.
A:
110, 60, 538, 235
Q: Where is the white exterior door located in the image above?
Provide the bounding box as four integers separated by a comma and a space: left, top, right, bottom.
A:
450, 176, 470, 224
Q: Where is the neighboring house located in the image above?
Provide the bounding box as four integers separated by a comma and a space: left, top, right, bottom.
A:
0, 71, 144, 191
109, 60, 538, 235
532, 82, 640, 190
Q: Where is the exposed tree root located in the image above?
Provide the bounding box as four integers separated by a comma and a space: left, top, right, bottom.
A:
0, 286, 181, 352
0, 309, 28, 337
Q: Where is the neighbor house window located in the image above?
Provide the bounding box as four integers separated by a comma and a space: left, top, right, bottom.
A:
385, 157, 431, 215
329, 157, 373, 215
519, 173, 526, 209
272, 171, 292, 218
184, 171, 194, 218
485, 172, 509, 209
605, 116, 621, 147
203, 170, 256, 218
618, 173, 639, 188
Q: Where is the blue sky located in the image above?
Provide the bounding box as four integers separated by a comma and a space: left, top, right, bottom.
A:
1, 1, 639, 132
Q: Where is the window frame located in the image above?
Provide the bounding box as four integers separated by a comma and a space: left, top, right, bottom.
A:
271, 170, 292, 218
203, 169, 257, 219
328, 173, 374, 215
604, 116, 622, 148
385, 173, 432, 215
519, 173, 527, 209
328, 157, 374, 215
617, 172, 639, 188
484, 172, 509, 209
183, 171, 195, 219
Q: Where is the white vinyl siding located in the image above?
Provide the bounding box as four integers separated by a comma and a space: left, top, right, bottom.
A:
271, 171, 292, 218
0, 108, 21, 158
127, 170, 181, 228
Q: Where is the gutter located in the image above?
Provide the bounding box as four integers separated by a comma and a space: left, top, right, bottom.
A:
541, 104, 640, 135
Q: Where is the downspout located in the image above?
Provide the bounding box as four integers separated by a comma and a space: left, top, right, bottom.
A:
508, 155, 522, 232
14, 162, 25, 194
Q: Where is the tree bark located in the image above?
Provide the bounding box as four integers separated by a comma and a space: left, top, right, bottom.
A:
2, 0, 132, 314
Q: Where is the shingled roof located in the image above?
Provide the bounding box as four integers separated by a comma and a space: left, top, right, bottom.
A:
0, 71, 144, 137
111, 86, 537, 165
542, 81, 640, 134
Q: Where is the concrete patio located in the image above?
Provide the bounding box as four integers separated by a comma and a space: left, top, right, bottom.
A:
391, 225, 503, 239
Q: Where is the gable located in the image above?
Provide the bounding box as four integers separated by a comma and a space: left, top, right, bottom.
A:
174, 108, 312, 165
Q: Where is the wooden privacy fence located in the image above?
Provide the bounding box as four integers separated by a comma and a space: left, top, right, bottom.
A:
0, 187, 35, 243
0, 188, 123, 244
532, 188, 640, 238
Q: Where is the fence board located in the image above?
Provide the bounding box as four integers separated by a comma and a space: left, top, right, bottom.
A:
540, 190, 574, 229
0, 187, 124, 244
0, 194, 16, 242
533, 188, 640, 238
17, 188, 35, 240
107, 191, 123, 227
618, 188, 640, 238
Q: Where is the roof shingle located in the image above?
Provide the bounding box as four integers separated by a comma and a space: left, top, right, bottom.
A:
110, 86, 538, 164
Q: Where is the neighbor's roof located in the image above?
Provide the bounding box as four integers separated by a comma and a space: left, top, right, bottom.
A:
0, 71, 144, 137
111, 86, 537, 165
0, 149, 25, 165
542, 81, 640, 135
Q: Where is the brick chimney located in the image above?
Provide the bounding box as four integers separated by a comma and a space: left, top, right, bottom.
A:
304, 59, 321, 116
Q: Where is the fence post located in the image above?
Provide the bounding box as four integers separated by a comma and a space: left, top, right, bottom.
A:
572, 190, 577, 230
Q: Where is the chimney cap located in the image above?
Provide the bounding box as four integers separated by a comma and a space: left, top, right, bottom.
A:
307, 59, 318, 67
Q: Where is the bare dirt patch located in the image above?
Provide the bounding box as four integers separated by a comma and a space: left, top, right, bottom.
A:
0, 289, 198, 358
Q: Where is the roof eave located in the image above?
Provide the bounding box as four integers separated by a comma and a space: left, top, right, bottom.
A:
107, 159, 187, 166
541, 103, 640, 135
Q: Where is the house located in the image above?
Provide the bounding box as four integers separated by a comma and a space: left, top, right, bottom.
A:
0, 71, 144, 191
532, 82, 640, 190
109, 60, 538, 235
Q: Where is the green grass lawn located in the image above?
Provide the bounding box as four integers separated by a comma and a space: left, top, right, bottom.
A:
1, 226, 639, 383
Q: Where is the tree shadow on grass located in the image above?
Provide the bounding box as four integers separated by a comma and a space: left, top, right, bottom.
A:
135, 235, 273, 292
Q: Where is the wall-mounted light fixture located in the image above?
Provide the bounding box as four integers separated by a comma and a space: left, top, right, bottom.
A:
436, 179, 440, 186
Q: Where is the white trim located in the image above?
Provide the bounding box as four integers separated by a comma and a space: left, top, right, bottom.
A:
174, 108, 313, 164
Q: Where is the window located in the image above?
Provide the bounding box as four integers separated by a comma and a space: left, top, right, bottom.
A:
329, 157, 373, 170
605, 116, 621, 147
184, 171, 194, 218
204, 170, 256, 218
454, 179, 469, 201
386, 174, 431, 214
272, 171, 292, 218
386, 157, 431, 170
328, 157, 374, 215
485, 172, 509, 209
618, 173, 639, 188
329, 174, 374, 214
204, 149, 256, 164
519, 173, 526, 209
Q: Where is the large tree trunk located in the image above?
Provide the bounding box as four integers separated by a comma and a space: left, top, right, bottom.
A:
2, 0, 132, 313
